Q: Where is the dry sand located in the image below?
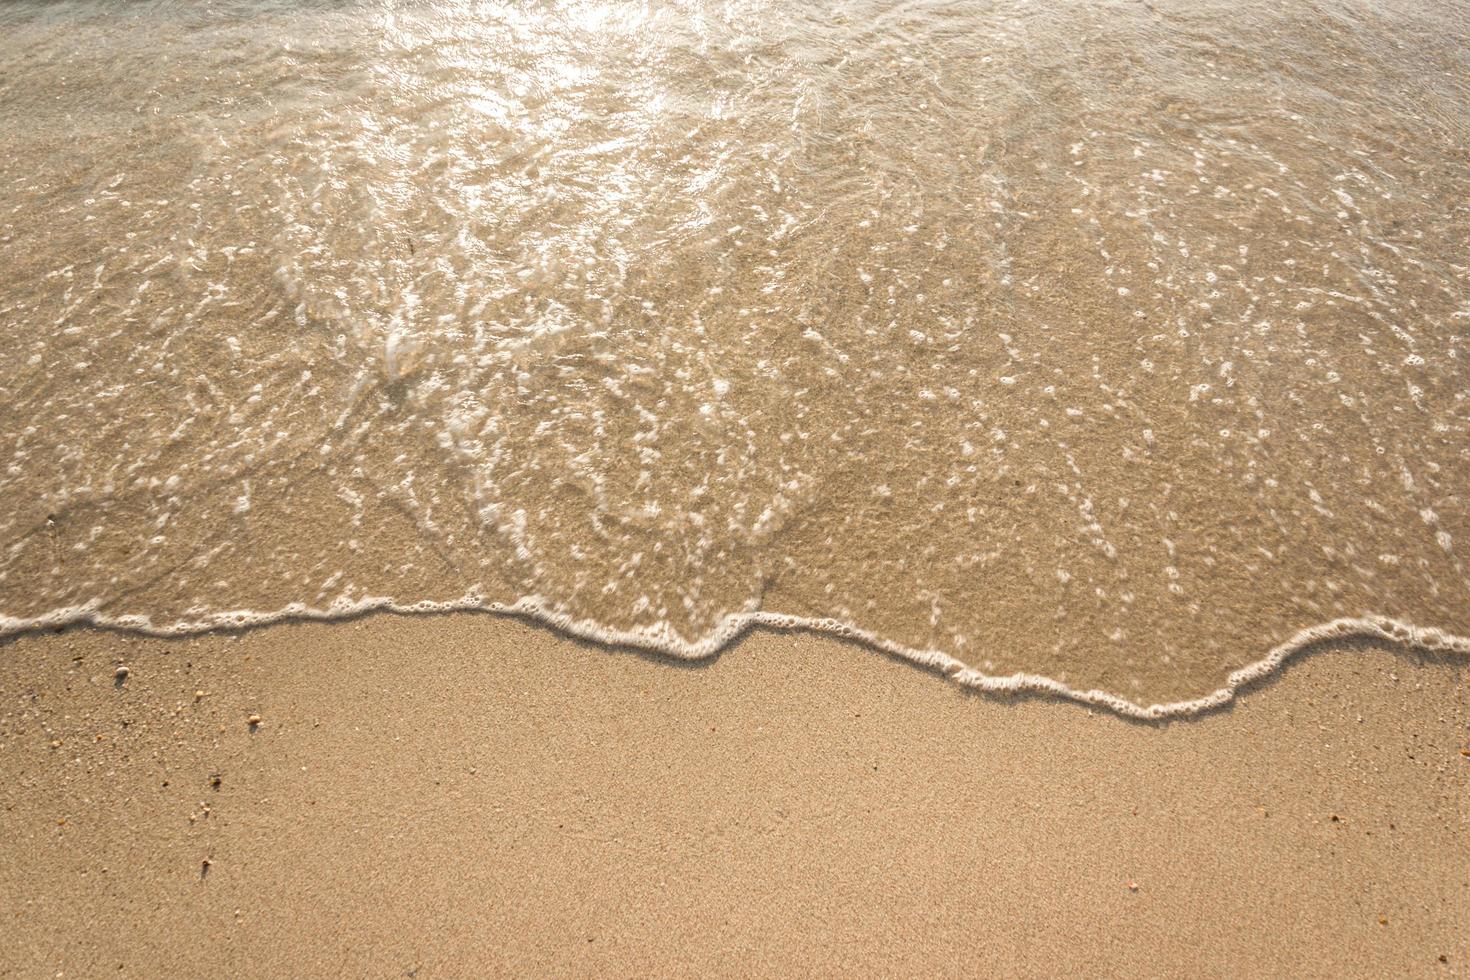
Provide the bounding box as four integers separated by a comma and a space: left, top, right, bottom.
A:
2, 615, 1468, 977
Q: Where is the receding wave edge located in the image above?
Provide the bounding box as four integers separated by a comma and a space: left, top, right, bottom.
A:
2, 596, 1467, 720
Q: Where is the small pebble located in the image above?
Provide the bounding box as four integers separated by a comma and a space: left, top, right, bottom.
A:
114, 666, 130, 685
246, 713, 262, 727
1127, 881, 1140, 892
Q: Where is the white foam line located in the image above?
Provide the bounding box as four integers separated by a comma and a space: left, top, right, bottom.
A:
2, 596, 1467, 720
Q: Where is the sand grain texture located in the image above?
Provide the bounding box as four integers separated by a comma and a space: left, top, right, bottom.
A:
2, 617, 1468, 977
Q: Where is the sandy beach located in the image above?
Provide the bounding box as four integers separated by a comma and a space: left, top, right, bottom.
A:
4, 0, 1470, 975
3, 617, 1466, 977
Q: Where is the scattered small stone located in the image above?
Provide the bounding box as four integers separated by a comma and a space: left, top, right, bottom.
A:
49, 739, 62, 749
1127, 881, 1140, 892
1378, 916, 1389, 926
246, 714, 262, 729
209, 773, 222, 790
194, 690, 207, 702
201, 858, 212, 878
113, 665, 130, 686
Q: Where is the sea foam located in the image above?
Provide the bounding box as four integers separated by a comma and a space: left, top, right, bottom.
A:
4, 598, 1467, 720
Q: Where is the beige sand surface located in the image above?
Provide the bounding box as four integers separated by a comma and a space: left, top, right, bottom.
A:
2, 616, 1467, 977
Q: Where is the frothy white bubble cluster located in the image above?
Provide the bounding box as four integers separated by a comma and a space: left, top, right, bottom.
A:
4, 599, 1466, 721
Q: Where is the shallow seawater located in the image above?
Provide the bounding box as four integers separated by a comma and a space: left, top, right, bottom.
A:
2, 0, 1468, 710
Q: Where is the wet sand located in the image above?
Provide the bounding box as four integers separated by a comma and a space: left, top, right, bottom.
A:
2, 616, 1467, 977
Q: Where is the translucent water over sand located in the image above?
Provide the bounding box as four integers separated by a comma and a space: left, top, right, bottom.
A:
2, 0, 1468, 713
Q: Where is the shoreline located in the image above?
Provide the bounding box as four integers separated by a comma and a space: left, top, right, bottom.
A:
5, 598, 1468, 721
3, 614, 1468, 975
